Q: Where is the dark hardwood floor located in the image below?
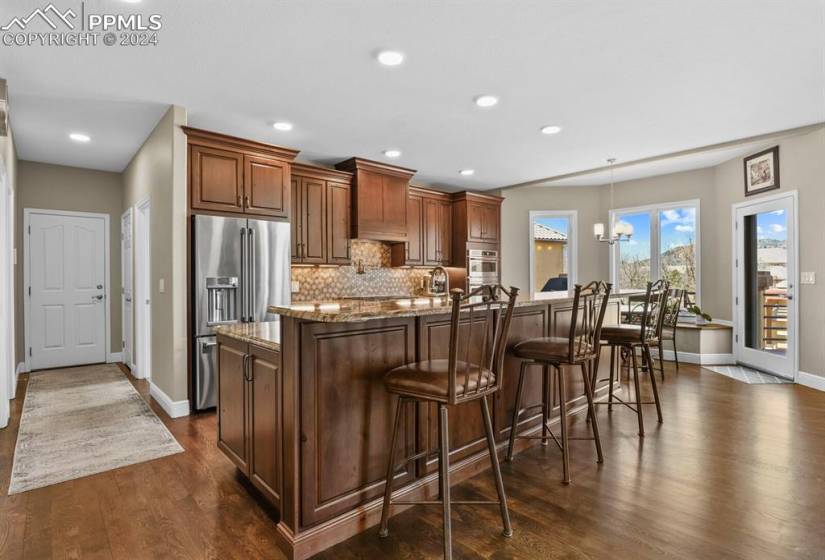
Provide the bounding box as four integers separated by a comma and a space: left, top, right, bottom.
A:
1, 362, 823, 559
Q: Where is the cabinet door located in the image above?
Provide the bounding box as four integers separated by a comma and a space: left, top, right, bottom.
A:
248, 344, 282, 509
406, 195, 424, 265
326, 181, 351, 264
482, 204, 499, 242
467, 203, 485, 242
301, 177, 327, 264
217, 336, 249, 473
243, 155, 290, 218
382, 175, 408, 229
423, 198, 441, 265
290, 177, 301, 263
300, 319, 417, 526
190, 146, 244, 213
438, 201, 452, 264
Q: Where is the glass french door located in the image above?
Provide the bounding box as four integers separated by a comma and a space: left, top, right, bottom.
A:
734, 194, 796, 379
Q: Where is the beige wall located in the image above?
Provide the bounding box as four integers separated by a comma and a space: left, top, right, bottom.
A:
14, 161, 123, 363
501, 125, 825, 378
122, 105, 189, 402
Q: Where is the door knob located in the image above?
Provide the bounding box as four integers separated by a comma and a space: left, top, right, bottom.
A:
92, 295, 104, 301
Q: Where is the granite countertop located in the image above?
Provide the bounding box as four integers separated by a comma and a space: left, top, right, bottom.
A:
268, 289, 642, 323
215, 321, 281, 351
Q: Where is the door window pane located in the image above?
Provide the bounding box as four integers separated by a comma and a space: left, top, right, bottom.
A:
616, 212, 651, 290
659, 207, 697, 292
533, 216, 570, 293
744, 209, 787, 354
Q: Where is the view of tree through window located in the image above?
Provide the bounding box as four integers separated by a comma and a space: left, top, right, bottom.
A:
614, 204, 698, 294
659, 208, 696, 292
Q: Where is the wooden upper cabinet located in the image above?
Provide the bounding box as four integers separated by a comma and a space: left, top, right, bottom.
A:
467, 203, 486, 242
405, 194, 424, 265
336, 158, 416, 242
290, 177, 301, 264
244, 155, 290, 218
300, 177, 327, 264
424, 197, 452, 266
481, 203, 499, 242
190, 145, 244, 213
291, 163, 353, 265
438, 200, 452, 263
459, 194, 502, 245
326, 182, 351, 264
184, 127, 299, 218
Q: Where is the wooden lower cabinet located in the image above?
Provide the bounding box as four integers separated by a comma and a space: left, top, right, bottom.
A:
298, 318, 417, 527
216, 335, 282, 510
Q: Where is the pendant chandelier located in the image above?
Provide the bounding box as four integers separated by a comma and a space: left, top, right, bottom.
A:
593, 158, 633, 244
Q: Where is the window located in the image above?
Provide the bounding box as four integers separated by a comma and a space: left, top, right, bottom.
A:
529, 211, 577, 297
610, 201, 700, 300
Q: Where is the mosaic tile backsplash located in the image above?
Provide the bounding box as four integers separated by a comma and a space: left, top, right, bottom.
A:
291, 240, 435, 301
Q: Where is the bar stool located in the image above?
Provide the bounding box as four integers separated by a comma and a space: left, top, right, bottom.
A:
378, 285, 519, 560
658, 288, 685, 376
505, 281, 612, 484
596, 280, 667, 436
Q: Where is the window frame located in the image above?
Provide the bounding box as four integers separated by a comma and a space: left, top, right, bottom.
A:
529, 210, 578, 298
609, 199, 701, 305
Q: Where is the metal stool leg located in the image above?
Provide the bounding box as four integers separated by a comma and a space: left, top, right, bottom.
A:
672, 334, 680, 371
630, 347, 645, 437
608, 344, 616, 412
379, 397, 405, 538
506, 361, 528, 462
580, 362, 603, 464
541, 364, 550, 445
645, 344, 664, 424
480, 396, 513, 537
555, 366, 571, 484
438, 404, 453, 560
658, 340, 666, 380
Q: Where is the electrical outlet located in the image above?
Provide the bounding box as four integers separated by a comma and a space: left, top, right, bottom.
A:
158, 278, 166, 293
801, 271, 816, 285
291, 280, 300, 293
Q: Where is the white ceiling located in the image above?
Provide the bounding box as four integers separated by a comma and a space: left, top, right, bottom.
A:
1, 0, 823, 188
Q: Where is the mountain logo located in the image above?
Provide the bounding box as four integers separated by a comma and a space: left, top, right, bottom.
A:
1, 3, 77, 31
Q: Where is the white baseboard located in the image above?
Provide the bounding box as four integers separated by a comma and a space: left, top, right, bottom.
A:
107, 352, 123, 363
149, 381, 190, 419
652, 348, 735, 366
797, 371, 825, 392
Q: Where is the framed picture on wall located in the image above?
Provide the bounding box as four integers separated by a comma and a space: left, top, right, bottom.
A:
743, 146, 780, 196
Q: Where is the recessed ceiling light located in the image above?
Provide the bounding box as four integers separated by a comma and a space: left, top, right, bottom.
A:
474, 95, 498, 108
540, 125, 563, 135
383, 149, 402, 158
459, 169, 475, 176
377, 50, 405, 66
272, 122, 293, 131
69, 132, 91, 143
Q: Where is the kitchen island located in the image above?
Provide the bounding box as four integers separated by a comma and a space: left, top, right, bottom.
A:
216, 291, 634, 560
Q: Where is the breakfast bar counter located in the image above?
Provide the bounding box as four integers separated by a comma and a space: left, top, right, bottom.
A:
218, 291, 634, 560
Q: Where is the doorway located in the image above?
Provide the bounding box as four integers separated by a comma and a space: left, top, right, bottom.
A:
733, 191, 798, 380
133, 198, 152, 380
24, 209, 110, 371
121, 208, 133, 369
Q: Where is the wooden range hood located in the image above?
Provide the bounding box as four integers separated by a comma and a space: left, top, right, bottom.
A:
335, 157, 416, 242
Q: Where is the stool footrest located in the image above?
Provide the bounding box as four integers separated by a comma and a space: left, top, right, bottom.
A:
391, 500, 501, 506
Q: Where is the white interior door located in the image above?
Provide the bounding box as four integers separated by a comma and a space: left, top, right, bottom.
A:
134, 200, 151, 380
734, 193, 797, 379
27, 211, 108, 370
121, 209, 133, 368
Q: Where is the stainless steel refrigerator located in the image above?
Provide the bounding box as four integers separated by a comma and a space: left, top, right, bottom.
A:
192, 215, 291, 410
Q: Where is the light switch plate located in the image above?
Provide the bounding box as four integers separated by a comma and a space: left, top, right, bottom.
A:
291, 280, 300, 293
159, 278, 166, 293
801, 271, 816, 285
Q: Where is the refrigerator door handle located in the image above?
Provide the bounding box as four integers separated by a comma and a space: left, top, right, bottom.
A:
248, 227, 256, 322
240, 228, 247, 323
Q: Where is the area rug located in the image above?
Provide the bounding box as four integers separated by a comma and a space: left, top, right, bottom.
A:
8, 364, 183, 494
704, 365, 792, 384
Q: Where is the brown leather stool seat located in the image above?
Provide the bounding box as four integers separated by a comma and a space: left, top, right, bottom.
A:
385, 360, 495, 401
514, 337, 594, 363
601, 324, 645, 344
